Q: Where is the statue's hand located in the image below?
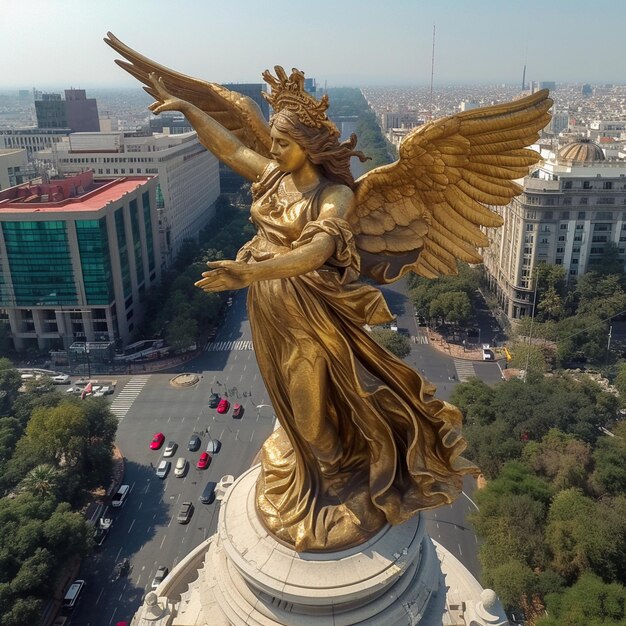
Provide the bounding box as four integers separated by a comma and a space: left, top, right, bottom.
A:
194, 260, 255, 293
147, 72, 187, 115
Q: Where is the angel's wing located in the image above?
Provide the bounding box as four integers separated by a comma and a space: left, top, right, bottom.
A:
104, 32, 272, 157
351, 89, 552, 283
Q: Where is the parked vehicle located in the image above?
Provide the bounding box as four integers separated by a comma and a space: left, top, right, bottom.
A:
208, 393, 220, 408
111, 484, 129, 507
156, 460, 171, 479
176, 501, 193, 524
196, 452, 211, 469
187, 434, 201, 451
232, 403, 243, 419
200, 480, 217, 504
63, 579, 85, 609
150, 432, 165, 450
174, 457, 188, 477
163, 441, 177, 457
151, 565, 169, 590
217, 398, 230, 414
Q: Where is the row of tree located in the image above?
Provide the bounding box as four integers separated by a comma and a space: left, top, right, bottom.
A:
0, 358, 117, 625
451, 375, 626, 623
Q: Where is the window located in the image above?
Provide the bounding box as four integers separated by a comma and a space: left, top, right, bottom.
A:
560, 211, 570, 219
557, 247, 564, 253
578, 211, 586, 219
563, 197, 572, 205
563, 181, 572, 189
560, 224, 568, 229
583, 181, 591, 189
526, 224, 534, 231
580, 197, 588, 205
556, 258, 563, 264
572, 258, 579, 264
604, 181, 613, 190
544, 211, 553, 219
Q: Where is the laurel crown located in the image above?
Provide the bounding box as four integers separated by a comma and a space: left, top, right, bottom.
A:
262, 66, 339, 137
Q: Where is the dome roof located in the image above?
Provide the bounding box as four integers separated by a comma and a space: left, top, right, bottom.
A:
557, 138, 605, 163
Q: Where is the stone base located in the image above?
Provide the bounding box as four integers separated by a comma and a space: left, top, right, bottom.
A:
199, 465, 444, 625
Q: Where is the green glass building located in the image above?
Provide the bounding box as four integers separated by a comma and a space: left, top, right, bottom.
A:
0, 171, 159, 353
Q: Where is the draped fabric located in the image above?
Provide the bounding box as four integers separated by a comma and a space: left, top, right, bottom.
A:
241, 163, 478, 551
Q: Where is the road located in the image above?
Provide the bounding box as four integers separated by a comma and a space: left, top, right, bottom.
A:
68, 284, 500, 623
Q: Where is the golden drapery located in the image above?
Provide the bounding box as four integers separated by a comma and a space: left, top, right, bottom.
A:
240, 164, 478, 551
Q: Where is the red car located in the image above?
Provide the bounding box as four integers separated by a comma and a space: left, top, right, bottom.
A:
217, 398, 230, 414
196, 452, 212, 469
150, 432, 165, 450
232, 403, 243, 419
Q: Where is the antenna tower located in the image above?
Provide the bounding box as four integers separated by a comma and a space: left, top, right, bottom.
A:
429, 24, 436, 119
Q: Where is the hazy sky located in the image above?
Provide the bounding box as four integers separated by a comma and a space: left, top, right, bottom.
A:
3, 0, 624, 89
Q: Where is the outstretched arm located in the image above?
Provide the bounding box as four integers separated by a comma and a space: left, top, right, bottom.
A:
148, 74, 270, 181
195, 185, 354, 292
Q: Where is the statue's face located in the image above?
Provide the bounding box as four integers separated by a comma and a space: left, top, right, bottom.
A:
270, 126, 307, 173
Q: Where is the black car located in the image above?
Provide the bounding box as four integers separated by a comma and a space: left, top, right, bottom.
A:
200, 481, 217, 504
187, 434, 201, 452
177, 501, 193, 524
208, 393, 220, 408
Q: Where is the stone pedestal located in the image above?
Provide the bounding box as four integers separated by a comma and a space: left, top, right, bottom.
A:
198, 465, 445, 625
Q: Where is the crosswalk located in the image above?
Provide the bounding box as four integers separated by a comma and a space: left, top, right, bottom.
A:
205, 340, 254, 352
453, 359, 476, 382
109, 375, 151, 419
413, 333, 429, 345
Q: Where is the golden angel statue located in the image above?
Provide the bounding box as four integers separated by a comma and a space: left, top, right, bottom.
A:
106, 33, 552, 552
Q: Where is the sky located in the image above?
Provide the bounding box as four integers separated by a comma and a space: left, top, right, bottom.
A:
2, 0, 625, 89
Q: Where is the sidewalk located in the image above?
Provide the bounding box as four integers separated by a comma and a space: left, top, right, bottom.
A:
426, 328, 484, 361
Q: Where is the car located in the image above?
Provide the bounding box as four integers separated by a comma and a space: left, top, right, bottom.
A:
232, 403, 243, 419
163, 441, 177, 457
187, 434, 201, 451
51, 373, 70, 384
200, 480, 217, 504
156, 460, 171, 479
111, 484, 130, 507
390, 322, 398, 332
196, 452, 211, 469
151, 565, 169, 590
217, 398, 230, 414
206, 438, 221, 454
63, 579, 85, 609
93, 517, 113, 546
150, 432, 165, 450
174, 456, 188, 477
176, 501, 193, 524
208, 392, 220, 408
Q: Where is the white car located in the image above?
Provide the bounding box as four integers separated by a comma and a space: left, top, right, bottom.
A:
156, 460, 171, 479
163, 441, 177, 457
151, 565, 169, 589
174, 457, 188, 477
51, 374, 70, 384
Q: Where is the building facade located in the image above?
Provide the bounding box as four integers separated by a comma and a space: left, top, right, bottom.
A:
51, 131, 220, 267
483, 138, 626, 320
0, 171, 160, 352
0, 128, 71, 160
35, 89, 100, 132
0, 149, 33, 191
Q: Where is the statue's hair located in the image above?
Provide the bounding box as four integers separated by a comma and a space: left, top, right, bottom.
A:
271, 110, 369, 189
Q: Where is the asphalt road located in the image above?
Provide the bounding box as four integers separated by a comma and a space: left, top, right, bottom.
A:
68, 283, 500, 623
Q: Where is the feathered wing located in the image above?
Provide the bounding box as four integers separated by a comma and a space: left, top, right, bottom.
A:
104, 32, 272, 157
351, 89, 553, 283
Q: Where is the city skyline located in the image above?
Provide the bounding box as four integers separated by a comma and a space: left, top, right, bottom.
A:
2, 0, 626, 89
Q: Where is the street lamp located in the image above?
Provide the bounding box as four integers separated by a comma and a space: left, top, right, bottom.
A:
85, 346, 91, 380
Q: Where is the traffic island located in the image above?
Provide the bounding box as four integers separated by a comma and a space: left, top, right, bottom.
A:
170, 373, 200, 388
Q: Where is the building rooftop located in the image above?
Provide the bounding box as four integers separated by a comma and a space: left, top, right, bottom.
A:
0, 170, 153, 214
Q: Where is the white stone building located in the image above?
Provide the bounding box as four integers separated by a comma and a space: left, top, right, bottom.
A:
51, 131, 220, 268
482, 138, 626, 320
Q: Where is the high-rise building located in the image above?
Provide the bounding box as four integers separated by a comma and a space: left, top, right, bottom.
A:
0, 128, 71, 160
51, 130, 220, 267
482, 138, 626, 320
35, 89, 100, 132
0, 171, 160, 352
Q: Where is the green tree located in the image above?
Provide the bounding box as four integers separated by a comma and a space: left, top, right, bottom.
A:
537, 285, 563, 320
1, 596, 42, 626
369, 328, 411, 359
19, 464, 62, 499
537, 572, 626, 626
591, 422, 626, 496
25, 402, 88, 469
587, 242, 625, 276
165, 316, 199, 352
483, 560, 536, 612
508, 341, 549, 374
429, 291, 472, 325
0, 359, 21, 416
